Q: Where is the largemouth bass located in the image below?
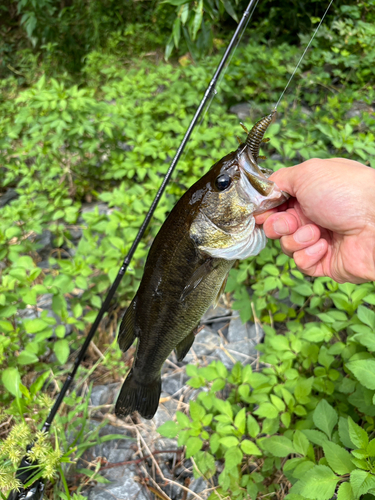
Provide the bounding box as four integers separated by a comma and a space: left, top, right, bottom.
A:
115, 112, 288, 420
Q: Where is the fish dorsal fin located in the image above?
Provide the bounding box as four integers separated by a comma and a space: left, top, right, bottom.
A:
118, 298, 137, 352
175, 328, 197, 362
180, 258, 218, 303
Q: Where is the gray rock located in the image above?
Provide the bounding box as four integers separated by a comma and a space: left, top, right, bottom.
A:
149, 392, 179, 429
19, 294, 73, 337
80, 202, 113, 220
117, 141, 133, 152
87, 465, 149, 500
229, 103, 251, 121
153, 436, 179, 461
162, 372, 188, 396
211, 315, 264, 368
0, 188, 18, 208
184, 327, 221, 363
90, 383, 120, 408
301, 106, 313, 117
188, 476, 207, 499
345, 100, 374, 120
160, 463, 182, 499
69, 226, 83, 242
37, 260, 54, 269
201, 305, 231, 323
227, 315, 264, 344
84, 422, 135, 465
34, 230, 53, 259
270, 153, 283, 161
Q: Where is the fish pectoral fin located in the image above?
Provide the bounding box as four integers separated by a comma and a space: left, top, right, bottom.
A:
213, 273, 229, 308
118, 298, 137, 353
175, 329, 197, 362
180, 258, 218, 303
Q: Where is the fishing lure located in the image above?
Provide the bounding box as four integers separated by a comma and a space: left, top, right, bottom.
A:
115, 112, 288, 420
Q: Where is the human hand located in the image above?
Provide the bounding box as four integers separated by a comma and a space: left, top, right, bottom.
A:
254, 158, 375, 284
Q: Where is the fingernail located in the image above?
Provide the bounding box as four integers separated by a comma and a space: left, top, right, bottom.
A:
294, 225, 314, 244
273, 218, 289, 235
306, 241, 324, 255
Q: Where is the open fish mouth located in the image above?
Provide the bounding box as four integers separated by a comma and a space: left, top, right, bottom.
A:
237, 146, 289, 214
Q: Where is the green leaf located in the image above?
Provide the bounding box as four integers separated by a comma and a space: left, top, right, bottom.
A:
367, 438, 375, 457
176, 411, 190, 428
338, 417, 356, 449
190, 401, 205, 421
302, 430, 328, 447
234, 408, 246, 433
241, 440, 261, 456
0, 320, 13, 332
261, 436, 295, 457
281, 412, 291, 429
348, 416, 369, 449
76, 276, 88, 290
293, 431, 310, 456
350, 470, 375, 498
17, 351, 39, 365
16, 256, 35, 269
219, 436, 239, 448
54, 339, 70, 365
313, 399, 338, 439
300, 465, 339, 500
357, 305, 375, 329
214, 399, 233, 420
191, 0, 203, 41
210, 433, 220, 454
336, 481, 354, 500
224, 446, 243, 470
323, 441, 355, 474
2, 367, 21, 397
158, 421, 180, 438
247, 415, 260, 438
55, 325, 66, 339
172, 17, 181, 48
162, 0, 187, 5
254, 402, 279, 419
185, 437, 203, 458
346, 358, 375, 390
302, 326, 326, 342
222, 0, 238, 22
23, 318, 48, 333
294, 377, 314, 403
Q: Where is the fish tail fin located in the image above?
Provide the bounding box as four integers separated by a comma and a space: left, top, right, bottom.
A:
118, 299, 137, 352
115, 369, 161, 420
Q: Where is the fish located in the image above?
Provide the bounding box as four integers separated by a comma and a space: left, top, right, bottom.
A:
115, 111, 288, 420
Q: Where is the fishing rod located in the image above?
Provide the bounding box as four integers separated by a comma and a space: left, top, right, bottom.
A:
7, 1, 260, 498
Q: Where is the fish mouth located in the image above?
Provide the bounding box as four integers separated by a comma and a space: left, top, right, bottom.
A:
237, 147, 289, 214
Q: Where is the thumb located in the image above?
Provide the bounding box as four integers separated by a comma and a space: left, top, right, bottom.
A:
269, 165, 301, 197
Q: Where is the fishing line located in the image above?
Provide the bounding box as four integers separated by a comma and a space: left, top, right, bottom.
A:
274, 0, 334, 110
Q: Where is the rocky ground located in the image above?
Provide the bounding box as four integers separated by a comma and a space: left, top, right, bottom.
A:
79, 305, 264, 500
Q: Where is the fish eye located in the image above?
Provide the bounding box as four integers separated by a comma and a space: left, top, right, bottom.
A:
215, 173, 232, 191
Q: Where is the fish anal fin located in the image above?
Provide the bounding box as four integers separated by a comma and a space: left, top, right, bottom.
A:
118, 299, 137, 353
175, 328, 197, 362
115, 369, 161, 420
180, 258, 217, 302
213, 273, 229, 308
